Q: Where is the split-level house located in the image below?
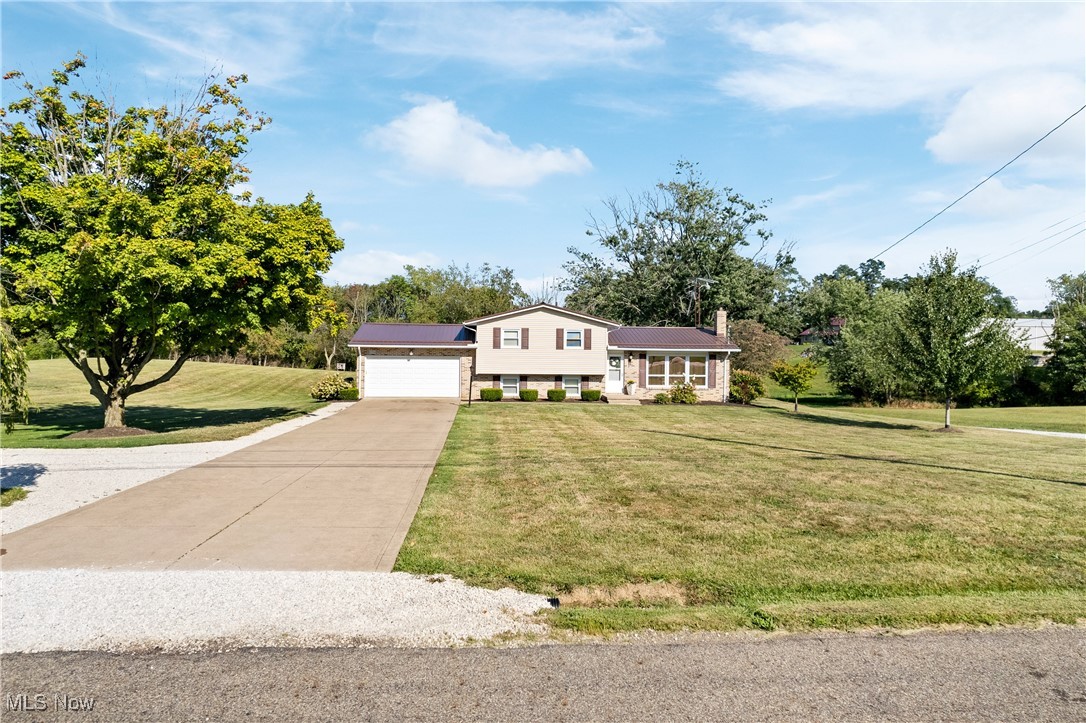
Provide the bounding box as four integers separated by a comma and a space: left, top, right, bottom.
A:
348, 304, 740, 402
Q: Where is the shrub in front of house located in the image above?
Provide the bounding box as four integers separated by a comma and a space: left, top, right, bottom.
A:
480, 388, 503, 402
669, 381, 699, 404
310, 373, 351, 400
547, 389, 567, 402
729, 369, 765, 404
654, 393, 672, 404
340, 387, 360, 401
519, 389, 539, 402
580, 389, 602, 402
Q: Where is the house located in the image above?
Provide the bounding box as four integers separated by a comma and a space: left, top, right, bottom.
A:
348, 304, 740, 402
1004, 317, 1055, 365
798, 317, 845, 344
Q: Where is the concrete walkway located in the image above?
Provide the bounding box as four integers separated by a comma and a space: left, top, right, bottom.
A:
1, 399, 459, 572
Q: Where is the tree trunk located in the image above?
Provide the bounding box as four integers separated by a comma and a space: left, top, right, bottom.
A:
793, 392, 799, 412
103, 393, 127, 428
944, 396, 951, 429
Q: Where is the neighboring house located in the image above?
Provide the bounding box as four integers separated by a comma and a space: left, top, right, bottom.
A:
348, 304, 740, 402
798, 317, 845, 345
1003, 318, 1055, 365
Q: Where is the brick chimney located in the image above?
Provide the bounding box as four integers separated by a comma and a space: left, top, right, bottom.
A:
714, 309, 728, 337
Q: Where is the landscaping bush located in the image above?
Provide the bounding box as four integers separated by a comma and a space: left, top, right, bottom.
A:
310, 373, 350, 400
340, 387, 359, 401
519, 389, 539, 402
669, 381, 699, 404
480, 388, 504, 402
547, 389, 567, 402
580, 389, 602, 402
729, 369, 766, 404
654, 393, 672, 404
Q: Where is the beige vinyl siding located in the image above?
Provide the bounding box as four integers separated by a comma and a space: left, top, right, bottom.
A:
474, 309, 609, 374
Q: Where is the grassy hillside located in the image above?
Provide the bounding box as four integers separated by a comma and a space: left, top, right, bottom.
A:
2, 359, 333, 448
397, 403, 1086, 634
763, 344, 844, 404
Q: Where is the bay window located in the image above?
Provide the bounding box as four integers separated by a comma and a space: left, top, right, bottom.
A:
646, 354, 708, 387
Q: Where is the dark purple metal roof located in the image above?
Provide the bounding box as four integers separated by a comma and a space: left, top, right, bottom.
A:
349, 323, 474, 346
608, 327, 740, 351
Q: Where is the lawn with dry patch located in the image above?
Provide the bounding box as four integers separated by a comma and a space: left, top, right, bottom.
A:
395, 403, 1086, 633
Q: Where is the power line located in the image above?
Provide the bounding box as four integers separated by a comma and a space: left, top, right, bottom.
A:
871, 103, 1086, 260
983, 227, 1085, 274
974, 214, 1084, 262
977, 219, 1086, 269
1010, 228, 1085, 266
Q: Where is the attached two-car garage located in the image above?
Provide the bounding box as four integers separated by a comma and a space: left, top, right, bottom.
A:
363, 356, 461, 398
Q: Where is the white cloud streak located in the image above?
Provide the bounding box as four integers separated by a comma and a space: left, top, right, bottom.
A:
716, 4, 1084, 113
367, 98, 591, 189
326, 249, 441, 286
373, 5, 661, 76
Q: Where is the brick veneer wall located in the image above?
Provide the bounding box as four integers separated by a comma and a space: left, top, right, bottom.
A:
616, 352, 731, 402
469, 373, 604, 398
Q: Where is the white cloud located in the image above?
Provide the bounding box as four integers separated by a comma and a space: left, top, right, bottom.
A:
367, 98, 592, 188
77, 2, 336, 88
326, 250, 441, 285
373, 5, 661, 76
908, 178, 1082, 222
777, 183, 867, 215
716, 4, 1083, 113
925, 73, 1085, 176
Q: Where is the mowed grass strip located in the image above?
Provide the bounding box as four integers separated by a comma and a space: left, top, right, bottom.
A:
395, 403, 1086, 633
2, 359, 331, 448
826, 404, 1086, 435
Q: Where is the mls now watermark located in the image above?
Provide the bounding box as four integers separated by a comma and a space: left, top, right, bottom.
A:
6, 693, 96, 712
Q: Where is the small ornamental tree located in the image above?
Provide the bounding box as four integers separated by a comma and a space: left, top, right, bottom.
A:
769, 359, 818, 412
892, 252, 1023, 428
1, 55, 342, 428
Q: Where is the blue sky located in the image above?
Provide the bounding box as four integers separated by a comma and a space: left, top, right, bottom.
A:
4, 2, 1084, 310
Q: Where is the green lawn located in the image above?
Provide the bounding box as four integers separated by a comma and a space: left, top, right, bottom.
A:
2, 359, 332, 448
764, 344, 846, 405
395, 403, 1086, 634
829, 404, 1086, 435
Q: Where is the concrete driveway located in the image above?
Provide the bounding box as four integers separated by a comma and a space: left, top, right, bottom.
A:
0, 399, 459, 571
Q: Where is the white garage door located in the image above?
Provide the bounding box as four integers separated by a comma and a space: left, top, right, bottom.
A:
365, 356, 460, 398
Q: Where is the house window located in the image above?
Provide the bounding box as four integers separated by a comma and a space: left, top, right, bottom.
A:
501, 328, 521, 348
564, 329, 582, 348
500, 375, 519, 396
562, 375, 581, 395
646, 355, 708, 387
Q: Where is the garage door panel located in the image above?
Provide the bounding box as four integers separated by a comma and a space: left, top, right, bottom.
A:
365, 356, 460, 398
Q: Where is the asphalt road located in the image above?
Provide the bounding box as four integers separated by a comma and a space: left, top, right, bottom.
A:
2, 627, 1084, 721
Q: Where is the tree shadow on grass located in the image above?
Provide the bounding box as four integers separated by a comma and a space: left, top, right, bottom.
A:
644, 430, 1086, 488
0, 463, 47, 489
11, 403, 304, 440
756, 405, 924, 432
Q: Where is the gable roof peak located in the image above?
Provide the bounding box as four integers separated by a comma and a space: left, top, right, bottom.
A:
463, 303, 621, 328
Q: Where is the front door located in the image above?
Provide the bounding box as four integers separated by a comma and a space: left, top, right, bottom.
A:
606, 354, 624, 394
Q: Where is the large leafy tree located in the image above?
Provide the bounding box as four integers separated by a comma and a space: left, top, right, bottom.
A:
1044, 273, 1086, 403
1, 55, 342, 428
562, 161, 798, 331
823, 289, 909, 404
893, 252, 1024, 428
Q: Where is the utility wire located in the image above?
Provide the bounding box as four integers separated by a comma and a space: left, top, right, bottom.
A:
977, 220, 1086, 269
871, 103, 1086, 260
1009, 228, 1084, 266
975, 215, 1084, 262
982, 227, 1085, 273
